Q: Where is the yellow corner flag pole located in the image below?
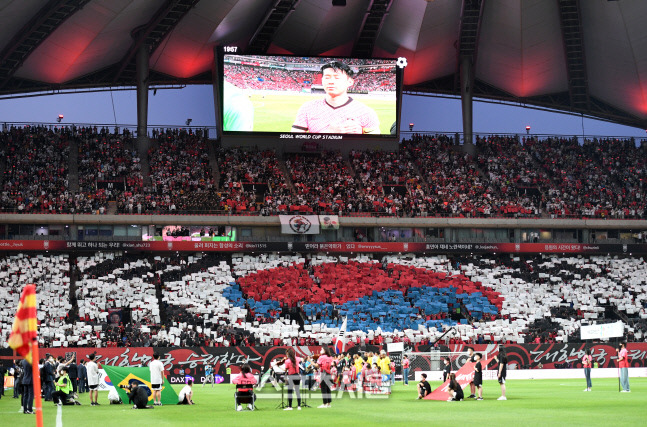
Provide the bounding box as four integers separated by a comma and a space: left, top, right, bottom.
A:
7, 284, 43, 427
32, 339, 44, 427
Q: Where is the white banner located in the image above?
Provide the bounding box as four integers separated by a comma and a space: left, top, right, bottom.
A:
580, 321, 624, 340
387, 342, 404, 353
280, 215, 320, 234
319, 215, 340, 230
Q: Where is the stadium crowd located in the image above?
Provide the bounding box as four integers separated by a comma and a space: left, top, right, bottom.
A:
225, 64, 314, 91
2, 252, 646, 350
475, 135, 547, 217
0, 126, 71, 213
77, 128, 142, 215
285, 152, 384, 215
0, 126, 645, 219
114, 129, 217, 213
527, 137, 646, 219
224, 62, 396, 92
217, 148, 288, 213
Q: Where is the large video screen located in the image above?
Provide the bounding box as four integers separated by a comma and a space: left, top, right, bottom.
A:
143, 225, 235, 242
221, 53, 399, 138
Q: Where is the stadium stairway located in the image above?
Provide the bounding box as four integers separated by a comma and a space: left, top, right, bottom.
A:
107, 201, 118, 214
139, 136, 152, 187
276, 156, 296, 192
154, 278, 170, 325
410, 160, 432, 198
343, 155, 356, 178
524, 146, 555, 216
67, 256, 80, 323
0, 147, 6, 183
526, 145, 556, 188
207, 139, 220, 188
68, 136, 79, 192
614, 308, 631, 325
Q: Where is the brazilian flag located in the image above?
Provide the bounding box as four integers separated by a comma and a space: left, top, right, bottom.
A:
103, 365, 178, 405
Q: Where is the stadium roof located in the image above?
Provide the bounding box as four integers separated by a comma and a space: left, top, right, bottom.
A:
1, 0, 646, 129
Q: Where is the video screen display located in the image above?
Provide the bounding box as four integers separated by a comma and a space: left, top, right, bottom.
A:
143, 225, 235, 242
222, 53, 398, 138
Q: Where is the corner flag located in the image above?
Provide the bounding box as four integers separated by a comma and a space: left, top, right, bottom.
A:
8, 284, 44, 427
8, 284, 38, 364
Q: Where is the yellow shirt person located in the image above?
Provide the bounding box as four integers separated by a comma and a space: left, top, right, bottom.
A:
355, 355, 365, 374
379, 353, 391, 375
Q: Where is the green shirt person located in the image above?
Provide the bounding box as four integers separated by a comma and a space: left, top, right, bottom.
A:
52, 368, 76, 406
223, 81, 254, 131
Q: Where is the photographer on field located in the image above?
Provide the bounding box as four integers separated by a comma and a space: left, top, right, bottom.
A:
52, 367, 81, 406
121, 382, 153, 409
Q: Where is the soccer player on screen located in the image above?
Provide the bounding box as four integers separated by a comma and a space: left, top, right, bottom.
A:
292, 61, 380, 134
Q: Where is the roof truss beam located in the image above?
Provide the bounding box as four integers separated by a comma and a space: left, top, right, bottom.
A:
455, 0, 485, 88
0, 0, 92, 88
247, 0, 301, 54
352, 0, 394, 58
557, 0, 590, 110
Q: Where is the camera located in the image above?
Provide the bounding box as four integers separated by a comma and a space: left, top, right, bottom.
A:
120, 384, 133, 390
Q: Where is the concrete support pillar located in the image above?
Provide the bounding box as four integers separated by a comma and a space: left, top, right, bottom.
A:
136, 43, 150, 155
212, 46, 223, 141
460, 54, 475, 153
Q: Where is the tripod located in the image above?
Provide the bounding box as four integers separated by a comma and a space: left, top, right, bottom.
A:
300, 391, 311, 408
278, 376, 310, 409
300, 375, 312, 408
299, 376, 312, 408
275, 376, 288, 409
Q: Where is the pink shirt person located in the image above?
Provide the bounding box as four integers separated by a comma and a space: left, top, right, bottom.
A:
283, 356, 301, 376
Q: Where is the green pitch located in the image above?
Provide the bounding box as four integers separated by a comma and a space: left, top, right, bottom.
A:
250, 93, 396, 135
2, 378, 645, 426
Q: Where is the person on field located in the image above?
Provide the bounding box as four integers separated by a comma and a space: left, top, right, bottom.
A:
473, 353, 483, 400
496, 348, 507, 400
618, 343, 630, 392
582, 348, 593, 392
447, 373, 464, 401
417, 373, 431, 399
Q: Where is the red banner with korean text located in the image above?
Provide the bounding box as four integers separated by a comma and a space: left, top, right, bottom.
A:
3, 343, 647, 385
0, 240, 645, 254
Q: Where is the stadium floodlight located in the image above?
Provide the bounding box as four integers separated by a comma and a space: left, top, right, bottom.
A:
525, 125, 531, 135
186, 118, 192, 126
57, 114, 64, 123
409, 123, 414, 131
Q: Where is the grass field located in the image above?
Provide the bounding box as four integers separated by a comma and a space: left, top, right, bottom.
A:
1, 378, 644, 427
249, 93, 396, 135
